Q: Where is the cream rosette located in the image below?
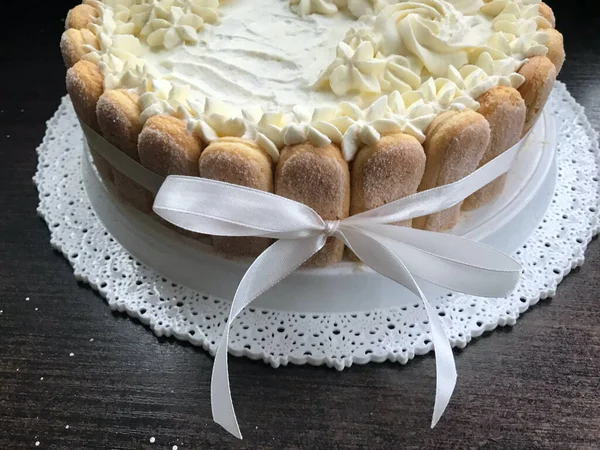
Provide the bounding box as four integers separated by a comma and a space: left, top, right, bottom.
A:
314, 41, 387, 96
83, 32, 145, 81
481, 0, 552, 28
103, 60, 153, 91
138, 78, 192, 122
187, 98, 247, 143
141, 6, 205, 49
403, 77, 480, 113
447, 52, 526, 99
373, 0, 479, 78
240, 108, 290, 163
314, 41, 423, 97
486, 2, 550, 60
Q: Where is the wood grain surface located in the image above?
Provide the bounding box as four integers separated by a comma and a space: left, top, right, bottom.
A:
0, 1, 599, 449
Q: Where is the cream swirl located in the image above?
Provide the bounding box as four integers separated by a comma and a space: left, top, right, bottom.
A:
403, 77, 480, 113
487, 3, 549, 60
343, 23, 382, 51
104, 60, 151, 91
185, 0, 220, 24
447, 51, 525, 99
481, 0, 551, 28
374, 1, 477, 77
187, 98, 247, 142
84, 30, 145, 82
142, 6, 205, 49
241, 108, 291, 162
314, 41, 386, 95
138, 77, 192, 122
385, 90, 437, 141
380, 54, 423, 93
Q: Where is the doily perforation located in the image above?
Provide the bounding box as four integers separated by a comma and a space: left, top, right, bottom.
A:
34, 82, 599, 371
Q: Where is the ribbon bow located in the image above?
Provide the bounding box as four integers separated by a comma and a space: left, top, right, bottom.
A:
152, 142, 523, 439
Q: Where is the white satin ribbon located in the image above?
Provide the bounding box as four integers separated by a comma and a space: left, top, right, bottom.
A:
80, 120, 526, 439
81, 121, 163, 194
152, 139, 524, 438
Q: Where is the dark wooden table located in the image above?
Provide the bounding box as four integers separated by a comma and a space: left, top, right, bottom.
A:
1, 1, 599, 449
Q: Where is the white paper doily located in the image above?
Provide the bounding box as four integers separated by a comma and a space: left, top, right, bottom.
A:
35, 82, 600, 370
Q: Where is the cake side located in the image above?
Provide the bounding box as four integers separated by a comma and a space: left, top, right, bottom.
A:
61, 0, 564, 265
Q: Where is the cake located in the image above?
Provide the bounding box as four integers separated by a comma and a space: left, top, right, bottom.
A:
61, 0, 564, 265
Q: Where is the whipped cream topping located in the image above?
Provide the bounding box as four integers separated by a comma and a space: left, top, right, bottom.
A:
84, 0, 551, 161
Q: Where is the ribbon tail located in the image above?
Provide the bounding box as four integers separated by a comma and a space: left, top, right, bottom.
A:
337, 228, 457, 428
211, 235, 327, 439
421, 294, 457, 428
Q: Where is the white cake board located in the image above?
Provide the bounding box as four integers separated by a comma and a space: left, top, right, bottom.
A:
83, 109, 557, 314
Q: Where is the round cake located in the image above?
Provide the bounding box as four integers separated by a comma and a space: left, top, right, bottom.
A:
61, 0, 565, 265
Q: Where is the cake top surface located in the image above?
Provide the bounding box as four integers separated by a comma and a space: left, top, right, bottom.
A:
84, 0, 551, 161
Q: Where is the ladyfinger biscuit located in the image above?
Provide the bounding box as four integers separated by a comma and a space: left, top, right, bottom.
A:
539, 2, 555, 28
65, 4, 99, 30
97, 90, 142, 160
60, 28, 99, 68
462, 86, 526, 211
351, 133, 426, 226
200, 137, 274, 257
276, 143, 350, 266
543, 28, 565, 74
518, 56, 557, 135
97, 90, 153, 212
66, 60, 104, 132
138, 115, 203, 177
413, 110, 490, 232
